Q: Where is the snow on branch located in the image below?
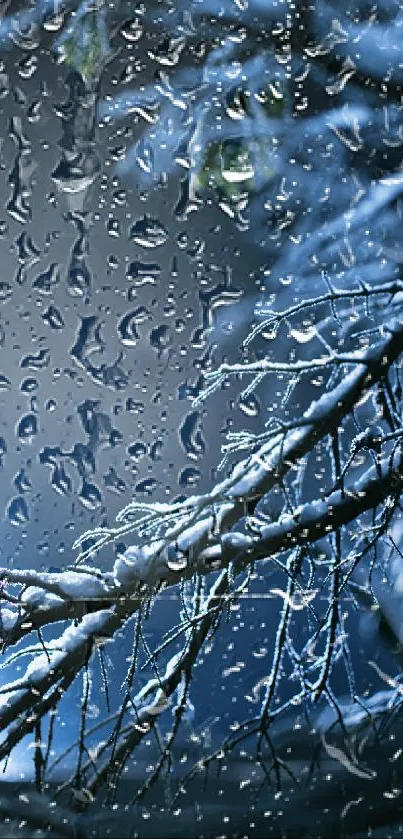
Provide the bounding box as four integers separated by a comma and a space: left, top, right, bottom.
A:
211, 446, 403, 570
0, 302, 400, 791
80, 315, 403, 580
0, 315, 401, 641
246, 277, 403, 346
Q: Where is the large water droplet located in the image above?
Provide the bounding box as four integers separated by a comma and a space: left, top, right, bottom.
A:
15, 231, 40, 267
42, 305, 65, 330
150, 440, 163, 461
129, 216, 168, 248
17, 412, 38, 443
238, 393, 261, 417
67, 265, 92, 300
79, 480, 102, 510
117, 311, 140, 346
20, 348, 50, 370
13, 468, 31, 493
149, 35, 186, 68
107, 217, 121, 238
179, 411, 205, 460
7, 495, 29, 526
135, 477, 157, 496
32, 263, 60, 294
104, 466, 126, 494
120, 18, 143, 42
20, 377, 38, 394
43, 12, 65, 32
128, 441, 147, 460
18, 55, 38, 80
179, 466, 201, 488
126, 260, 160, 286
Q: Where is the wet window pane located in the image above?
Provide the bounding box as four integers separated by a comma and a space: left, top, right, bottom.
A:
0, 2, 403, 837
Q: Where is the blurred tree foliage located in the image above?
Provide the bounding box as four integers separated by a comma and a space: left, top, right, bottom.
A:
55, 0, 111, 86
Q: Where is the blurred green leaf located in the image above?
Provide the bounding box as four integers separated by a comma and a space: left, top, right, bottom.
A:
195, 136, 277, 201
195, 83, 285, 201
57, 1, 111, 86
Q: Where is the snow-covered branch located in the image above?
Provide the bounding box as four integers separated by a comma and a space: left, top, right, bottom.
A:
1, 316, 401, 646
0, 313, 400, 785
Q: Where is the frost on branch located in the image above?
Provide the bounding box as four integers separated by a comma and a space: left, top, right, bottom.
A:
0, 280, 401, 811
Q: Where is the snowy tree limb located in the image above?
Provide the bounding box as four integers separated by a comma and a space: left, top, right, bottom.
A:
1, 316, 402, 652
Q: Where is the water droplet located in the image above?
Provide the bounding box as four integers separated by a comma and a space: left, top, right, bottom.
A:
126, 259, 160, 286
128, 441, 147, 461
7, 496, 29, 526
32, 263, 60, 294
51, 464, 72, 496
0, 64, 9, 99
134, 137, 154, 174
17, 412, 38, 443
79, 480, 102, 510
11, 19, 40, 51
20, 348, 50, 370
15, 231, 40, 266
150, 324, 172, 357
149, 35, 186, 68
14, 469, 32, 493
67, 265, 92, 299
150, 440, 163, 461
52, 156, 100, 203
18, 55, 38, 79
42, 305, 65, 330
0, 283, 12, 302
104, 466, 126, 494
117, 311, 140, 346
199, 272, 243, 331
0, 436, 7, 465
109, 145, 126, 163
26, 99, 42, 123
238, 393, 260, 417
179, 466, 201, 488
107, 254, 119, 270
71, 318, 129, 391
120, 18, 143, 42
175, 318, 186, 333
107, 217, 121, 238
7, 116, 34, 224
129, 215, 168, 248
135, 478, 157, 496
20, 377, 38, 394
113, 188, 127, 205
126, 399, 145, 415
43, 12, 65, 32
70, 316, 102, 367
0, 373, 11, 391
166, 544, 188, 571
179, 411, 205, 460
